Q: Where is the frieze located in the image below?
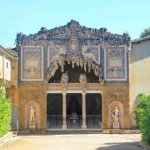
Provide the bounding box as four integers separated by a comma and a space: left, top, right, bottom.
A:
104, 46, 127, 81
16, 20, 130, 46
21, 46, 43, 81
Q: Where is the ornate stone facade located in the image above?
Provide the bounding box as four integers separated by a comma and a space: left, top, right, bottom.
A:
11, 20, 131, 130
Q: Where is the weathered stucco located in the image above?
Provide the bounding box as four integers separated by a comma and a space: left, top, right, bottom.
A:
130, 39, 150, 128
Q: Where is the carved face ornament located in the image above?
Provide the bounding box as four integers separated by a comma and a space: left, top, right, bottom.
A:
68, 37, 79, 54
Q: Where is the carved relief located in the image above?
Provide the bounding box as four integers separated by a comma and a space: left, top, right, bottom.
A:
105, 46, 127, 81
21, 46, 43, 81
109, 101, 124, 129
25, 101, 40, 129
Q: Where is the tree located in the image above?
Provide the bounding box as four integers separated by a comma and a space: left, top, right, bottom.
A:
0, 87, 12, 137
140, 27, 150, 38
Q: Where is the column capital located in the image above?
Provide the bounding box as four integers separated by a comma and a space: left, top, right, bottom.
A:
82, 92, 86, 96
62, 92, 67, 95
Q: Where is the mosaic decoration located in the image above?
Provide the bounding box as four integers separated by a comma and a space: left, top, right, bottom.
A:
21, 46, 43, 81
105, 47, 127, 81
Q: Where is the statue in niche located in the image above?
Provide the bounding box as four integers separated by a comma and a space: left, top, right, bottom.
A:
111, 106, 120, 129
60, 72, 69, 92
29, 106, 36, 129
79, 74, 87, 92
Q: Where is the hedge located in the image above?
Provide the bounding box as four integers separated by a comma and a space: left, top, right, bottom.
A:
135, 94, 150, 145
0, 88, 12, 137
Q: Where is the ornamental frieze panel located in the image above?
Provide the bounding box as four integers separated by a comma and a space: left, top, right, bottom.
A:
21, 46, 43, 81
48, 45, 66, 66
104, 46, 127, 81
82, 46, 100, 64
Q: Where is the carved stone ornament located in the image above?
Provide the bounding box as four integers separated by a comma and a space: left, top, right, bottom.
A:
60, 72, 69, 92
16, 20, 130, 46
45, 54, 102, 82
68, 36, 79, 54
79, 74, 87, 92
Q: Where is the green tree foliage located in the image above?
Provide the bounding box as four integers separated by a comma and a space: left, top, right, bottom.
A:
140, 27, 150, 38
135, 94, 150, 145
0, 88, 12, 137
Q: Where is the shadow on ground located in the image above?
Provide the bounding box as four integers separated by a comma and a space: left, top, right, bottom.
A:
96, 142, 142, 150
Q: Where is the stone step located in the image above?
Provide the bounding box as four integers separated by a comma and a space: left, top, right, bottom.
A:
46, 129, 103, 135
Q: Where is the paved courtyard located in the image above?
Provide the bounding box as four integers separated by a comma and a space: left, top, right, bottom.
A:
1, 134, 142, 150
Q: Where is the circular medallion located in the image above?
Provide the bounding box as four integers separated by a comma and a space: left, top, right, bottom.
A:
68, 37, 79, 54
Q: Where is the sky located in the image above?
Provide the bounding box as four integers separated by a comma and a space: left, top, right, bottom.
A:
0, 0, 150, 48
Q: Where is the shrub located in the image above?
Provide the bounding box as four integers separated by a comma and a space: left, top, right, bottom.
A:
0, 88, 12, 137
135, 93, 150, 145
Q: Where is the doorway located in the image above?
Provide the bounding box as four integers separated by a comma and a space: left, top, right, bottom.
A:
86, 93, 102, 128
47, 94, 62, 128
66, 93, 82, 129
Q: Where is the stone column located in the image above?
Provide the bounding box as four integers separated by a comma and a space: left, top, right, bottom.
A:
82, 93, 87, 129
62, 93, 67, 129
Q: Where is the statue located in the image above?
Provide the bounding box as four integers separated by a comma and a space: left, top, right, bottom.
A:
112, 106, 120, 129
79, 74, 87, 92
29, 106, 36, 129
60, 72, 69, 92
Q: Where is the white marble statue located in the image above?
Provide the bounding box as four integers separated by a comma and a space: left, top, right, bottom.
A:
29, 106, 36, 128
111, 106, 120, 129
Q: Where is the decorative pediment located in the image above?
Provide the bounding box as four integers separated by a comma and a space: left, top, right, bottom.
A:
16, 20, 130, 46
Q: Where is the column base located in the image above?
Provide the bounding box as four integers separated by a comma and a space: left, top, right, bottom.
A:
82, 125, 87, 129
62, 125, 67, 129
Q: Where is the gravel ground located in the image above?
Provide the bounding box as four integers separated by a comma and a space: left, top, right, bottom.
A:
1, 134, 142, 150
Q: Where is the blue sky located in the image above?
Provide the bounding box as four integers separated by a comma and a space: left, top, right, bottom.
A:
0, 0, 150, 48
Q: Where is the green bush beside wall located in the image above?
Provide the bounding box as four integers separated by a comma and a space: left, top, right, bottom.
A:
0, 88, 12, 138
135, 94, 150, 145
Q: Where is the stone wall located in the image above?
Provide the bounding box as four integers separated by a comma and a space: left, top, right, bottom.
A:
18, 82, 46, 129
102, 83, 130, 129
130, 40, 150, 128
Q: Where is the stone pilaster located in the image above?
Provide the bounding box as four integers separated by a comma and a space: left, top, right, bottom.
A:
62, 93, 67, 129
82, 93, 87, 129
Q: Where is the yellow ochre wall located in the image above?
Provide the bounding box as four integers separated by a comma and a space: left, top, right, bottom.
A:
130, 40, 150, 128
